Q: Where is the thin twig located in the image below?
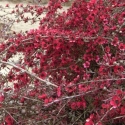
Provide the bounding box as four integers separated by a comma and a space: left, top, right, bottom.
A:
21, 96, 41, 102
2, 108, 18, 124
72, 111, 85, 125
113, 115, 125, 120
95, 107, 114, 125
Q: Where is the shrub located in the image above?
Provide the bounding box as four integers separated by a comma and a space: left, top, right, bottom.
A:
0, 0, 125, 124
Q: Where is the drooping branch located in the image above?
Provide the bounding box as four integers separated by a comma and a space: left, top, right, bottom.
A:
0, 60, 58, 87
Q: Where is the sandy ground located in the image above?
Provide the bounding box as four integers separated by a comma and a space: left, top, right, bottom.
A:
0, 1, 69, 32
0, 1, 69, 82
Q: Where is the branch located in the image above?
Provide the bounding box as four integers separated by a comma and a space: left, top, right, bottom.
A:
95, 107, 114, 125
39, 35, 113, 41
0, 60, 58, 87
113, 115, 125, 120
68, 77, 125, 87
2, 108, 18, 124
44, 88, 98, 107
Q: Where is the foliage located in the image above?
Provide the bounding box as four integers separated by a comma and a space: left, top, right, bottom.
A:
0, 0, 125, 124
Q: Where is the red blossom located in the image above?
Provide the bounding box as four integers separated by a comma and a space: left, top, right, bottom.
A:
38, 94, 47, 100
85, 118, 94, 125
77, 101, 86, 109
0, 94, 4, 102
102, 103, 110, 109
5, 4, 9, 7
119, 43, 125, 50
120, 106, 125, 115
28, 90, 37, 97
40, 72, 47, 79
5, 115, 14, 125
20, 97, 25, 103
86, 15, 95, 23
113, 65, 124, 73
105, 46, 110, 53
44, 97, 53, 104
83, 73, 90, 80
111, 37, 119, 46
70, 102, 77, 110
57, 86, 61, 97
83, 61, 90, 68
78, 84, 91, 92
110, 95, 121, 108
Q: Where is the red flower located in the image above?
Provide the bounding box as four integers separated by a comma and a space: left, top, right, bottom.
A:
40, 72, 47, 79
9, 46, 16, 53
0, 94, 4, 102
38, 94, 47, 100
57, 86, 61, 97
65, 82, 76, 94
20, 97, 25, 103
44, 97, 53, 104
76, 101, 86, 109
105, 46, 110, 53
53, 40, 61, 50
90, 0, 97, 4
70, 102, 77, 110
4, 87, 12, 92
83, 61, 90, 68
111, 37, 119, 46
102, 103, 110, 109
0, 44, 5, 51
98, 66, 107, 75
41, 41, 48, 49
14, 83, 20, 90
113, 65, 124, 73
120, 106, 125, 115
110, 95, 121, 108
5, 4, 9, 7
83, 73, 90, 80
96, 36, 106, 45
5, 115, 14, 125
119, 43, 125, 50
28, 90, 37, 97
85, 118, 94, 125
78, 84, 91, 92
86, 15, 95, 23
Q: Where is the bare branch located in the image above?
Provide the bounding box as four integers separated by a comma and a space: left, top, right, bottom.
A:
44, 88, 99, 107
0, 60, 58, 87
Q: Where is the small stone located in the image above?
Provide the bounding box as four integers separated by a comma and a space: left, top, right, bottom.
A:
31, 105, 35, 110
103, 86, 107, 90
21, 109, 26, 114
105, 63, 109, 66
119, 60, 124, 63
119, 31, 122, 33
113, 61, 117, 65
9, 100, 14, 105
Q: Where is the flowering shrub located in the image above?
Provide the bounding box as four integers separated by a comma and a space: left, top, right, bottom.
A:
0, 0, 125, 124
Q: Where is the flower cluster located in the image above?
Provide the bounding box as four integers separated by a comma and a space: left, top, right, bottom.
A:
0, 0, 125, 124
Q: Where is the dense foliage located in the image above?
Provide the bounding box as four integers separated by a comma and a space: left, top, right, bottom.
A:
0, 0, 125, 124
